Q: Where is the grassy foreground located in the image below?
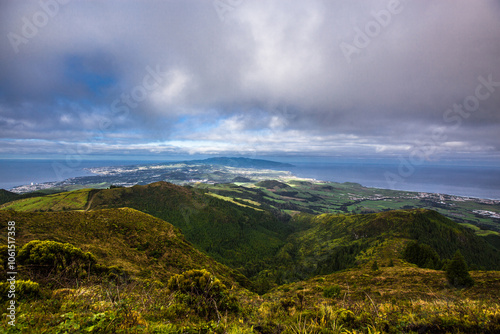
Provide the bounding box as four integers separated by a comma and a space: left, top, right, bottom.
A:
1, 259, 499, 333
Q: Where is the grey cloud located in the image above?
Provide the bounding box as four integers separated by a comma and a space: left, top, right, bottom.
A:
0, 0, 499, 158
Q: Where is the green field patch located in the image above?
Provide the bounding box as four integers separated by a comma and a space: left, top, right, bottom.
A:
476, 230, 500, 237
1, 188, 92, 212
206, 193, 263, 211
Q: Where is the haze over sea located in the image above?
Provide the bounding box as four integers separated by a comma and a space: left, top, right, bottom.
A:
1, 158, 499, 200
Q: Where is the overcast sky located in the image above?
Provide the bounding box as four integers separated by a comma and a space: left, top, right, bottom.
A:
1, 0, 499, 162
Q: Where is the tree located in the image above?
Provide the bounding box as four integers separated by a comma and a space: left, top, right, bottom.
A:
403, 241, 442, 270
446, 250, 474, 288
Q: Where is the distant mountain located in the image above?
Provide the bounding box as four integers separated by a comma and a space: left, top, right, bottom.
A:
187, 157, 294, 168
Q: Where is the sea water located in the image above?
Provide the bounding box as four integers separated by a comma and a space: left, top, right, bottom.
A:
286, 161, 500, 200
0, 158, 499, 200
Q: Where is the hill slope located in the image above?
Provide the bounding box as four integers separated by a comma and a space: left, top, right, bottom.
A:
263, 209, 500, 286
0, 208, 248, 287
0, 189, 19, 205
0, 188, 95, 211
87, 182, 292, 274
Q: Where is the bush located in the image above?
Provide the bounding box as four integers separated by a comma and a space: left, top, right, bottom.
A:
18, 240, 97, 283
323, 285, 341, 298
167, 269, 239, 319
446, 250, 474, 288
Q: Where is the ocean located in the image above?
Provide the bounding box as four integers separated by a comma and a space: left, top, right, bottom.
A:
0, 158, 499, 200
0, 159, 162, 190
285, 162, 500, 200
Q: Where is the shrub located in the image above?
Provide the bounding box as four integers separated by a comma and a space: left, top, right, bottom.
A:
18, 240, 97, 283
323, 285, 341, 298
446, 250, 474, 288
167, 269, 238, 319
371, 260, 379, 271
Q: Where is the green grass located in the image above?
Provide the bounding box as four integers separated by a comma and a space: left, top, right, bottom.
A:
0, 209, 248, 287
1, 188, 500, 332
0, 188, 93, 212
206, 193, 263, 211
194, 180, 500, 234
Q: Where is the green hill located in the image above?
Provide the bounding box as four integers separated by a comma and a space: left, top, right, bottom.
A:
1, 184, 500, 332
0, 189, 19, 205
0, 209, 248, 287
0, 188, 94, 212
3, 183, 499, 291
261, 209, 500, 287
87, 182, 292, 275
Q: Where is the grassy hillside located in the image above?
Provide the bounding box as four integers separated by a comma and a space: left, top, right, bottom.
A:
0, 189, 18, 205
0, 182, 292, 275
1, 208, 499, 333
0, 209, 248, 287
1, 185, 500, 332
298, 209, 500, 269
255, 209, 500, 290
0, 188, 94, 212
3, 183, 499, 292
195, 180, 500, 232
87, 182, 293, 275
261, 259, 500, 334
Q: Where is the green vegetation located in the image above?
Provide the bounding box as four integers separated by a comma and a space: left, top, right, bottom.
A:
322, 285, 341, 298
1, 179, 499, 332
446, 250, 475, 288
195, 180, 500, 233
87, 182, 293, 277
0, 209, 248, 287
0, 188, 93, 212
0, 280, 40, 302
0, 189, 18, 206
167, 269, 239, 320
18, 240, 98, 284
403, 241, 442, 270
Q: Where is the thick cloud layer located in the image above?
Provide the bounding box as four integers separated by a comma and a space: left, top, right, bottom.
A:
1, 0, 499, 160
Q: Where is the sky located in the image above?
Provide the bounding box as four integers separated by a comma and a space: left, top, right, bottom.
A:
1, 0, 500, 163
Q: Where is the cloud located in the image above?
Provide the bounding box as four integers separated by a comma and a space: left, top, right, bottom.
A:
0, 0, 499, 159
